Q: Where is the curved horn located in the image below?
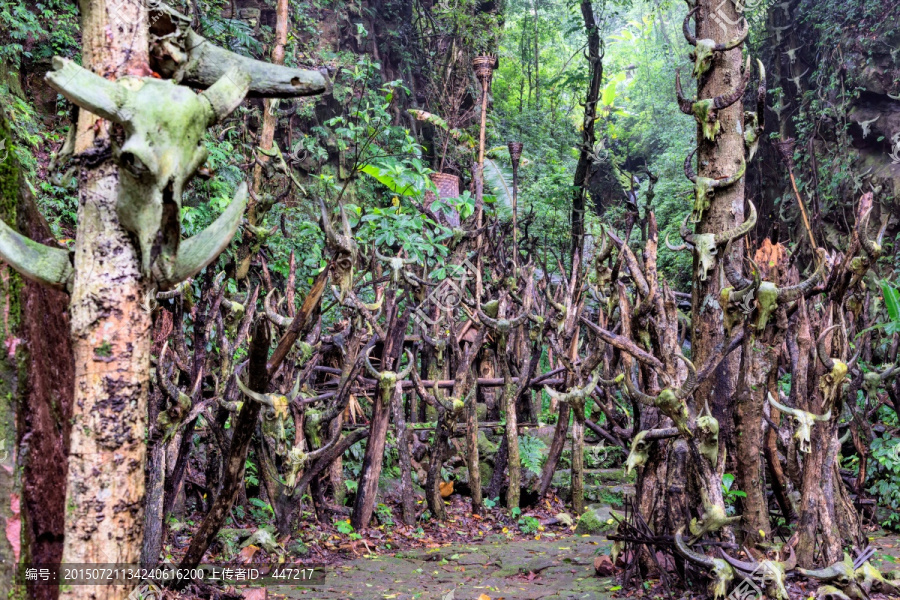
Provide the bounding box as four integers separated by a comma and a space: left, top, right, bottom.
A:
675, 355, 697, 400
45, 57, 127, 123
880, 365, 898, 381
265, 289, 292, 328
624, 366, 657, 406
680, 216, 696, 246
715, 200, 758, 245
719, 548, 759, 573
755, 59, 766, 131
683, 6, 699, 45
674, 530, 715, 569
159, 183, 248, 289
375, 249, 392, 262
665, 233, 688, 252
396, 349, 416, 380
595, 224, 614, 263
477, 307, 501, 329
319, 197, 339, 245
846, 347, 860, 371
508, 311, 531, 327
797, 562, 844, 581
777, 249, 825, 303
364, 346, 381, 378
724, 254, 753, 290
712, 55, 751, 109
200, 67, 252, 125
710, 156, 746, 189
714, 20, 749, 51
815, 409, 832, 422
543, 385, 565, 403
235, 362, 274, 405
0, 211, 74, 290
767, 392, 803, 419
675, 70, 694, 114
684, 147, 698, 183
286, 375, 302, 403
781, 545, 797, 571
817, 325, 839, 372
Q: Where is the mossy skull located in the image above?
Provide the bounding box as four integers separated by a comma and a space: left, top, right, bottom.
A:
44, 57, 251, 288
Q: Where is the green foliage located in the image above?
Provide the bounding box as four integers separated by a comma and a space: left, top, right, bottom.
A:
335, 519, 355, 535
518, 515, 541, 534
244, 459, 259, 487
722, 473, 747, 509
519, 434, 548, 477
881, 281, 900, 335
868, 436, 900, 530
375, 503, 394, 526
248, 497, 275, 523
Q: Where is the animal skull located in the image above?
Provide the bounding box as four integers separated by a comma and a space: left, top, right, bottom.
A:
696, 402, 720, 465
44, 57, 251, 288
625, 430, 652, 475
768, 393, 831, 454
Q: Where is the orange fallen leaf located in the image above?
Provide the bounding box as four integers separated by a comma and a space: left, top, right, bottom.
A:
478, 595, 492, 600
238, 544, 259, 563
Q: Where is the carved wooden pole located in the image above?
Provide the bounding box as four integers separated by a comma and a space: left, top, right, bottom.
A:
473, 56, 494, 235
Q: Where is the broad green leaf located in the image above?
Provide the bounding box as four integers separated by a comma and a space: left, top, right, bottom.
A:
881, 281, 900, 324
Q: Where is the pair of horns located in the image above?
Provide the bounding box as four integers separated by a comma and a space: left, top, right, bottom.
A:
683, 6, 748, 50
667, 200, 758, 252
676, 55, 753, 114
364, 347, 415, 381
684, 148, 747, 187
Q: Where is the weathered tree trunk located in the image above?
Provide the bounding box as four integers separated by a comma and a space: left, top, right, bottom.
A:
464, 387, 483, 513
352, 307, 409, 529
0, 107, 74, 600
570, 399, 586, 515
570, 0, 603, 260
536, 402, 569, 498
691, 0, 746, 443
140, 383, 166, 567
390, 382, 417, 525
503, 379, 521, 510
734, 335, 775, 545
60, 2, 151, 597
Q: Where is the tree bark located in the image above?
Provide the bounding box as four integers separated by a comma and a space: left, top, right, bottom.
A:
0, 107, 74, 600
570, 0, 603, 260
60, 3, 151, 598
692, 0, 746, 450
351, 306, 409, 529
390, 382, 417, 525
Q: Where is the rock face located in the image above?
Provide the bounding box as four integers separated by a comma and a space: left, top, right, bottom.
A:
750, 2, 900, 240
